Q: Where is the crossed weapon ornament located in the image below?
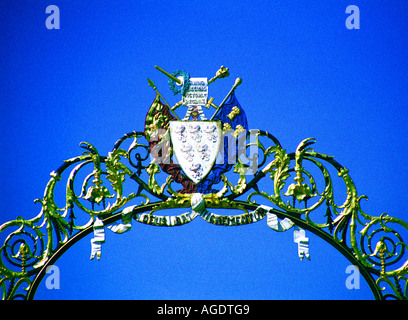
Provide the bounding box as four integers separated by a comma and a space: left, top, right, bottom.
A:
148, 65, 242, 121
90, 66, 310, 260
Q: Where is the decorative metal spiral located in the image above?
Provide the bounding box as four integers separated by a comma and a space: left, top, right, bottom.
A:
1, 129, 407, 300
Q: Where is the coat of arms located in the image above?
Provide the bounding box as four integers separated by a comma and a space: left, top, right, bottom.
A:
169, 121, 221, 184
144, 66, 248, 193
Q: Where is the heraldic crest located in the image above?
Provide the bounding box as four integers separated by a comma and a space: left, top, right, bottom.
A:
145, 66, 248, 193
1, 65, 408, 300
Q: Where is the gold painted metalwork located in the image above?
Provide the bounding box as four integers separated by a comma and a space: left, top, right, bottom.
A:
208, 65, 230, 84
154, 65, 182, 84
1, 71, 408, 300
227, 105, 241, 120
205, 97, 218, 109
209, 78, 242, 121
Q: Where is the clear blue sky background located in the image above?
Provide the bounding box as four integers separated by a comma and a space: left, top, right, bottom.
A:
1, 1, 407, 300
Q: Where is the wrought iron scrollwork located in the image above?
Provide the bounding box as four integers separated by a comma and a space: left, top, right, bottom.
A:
1, 129, 407, 300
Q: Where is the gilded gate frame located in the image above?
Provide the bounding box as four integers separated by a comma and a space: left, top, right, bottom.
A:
1, 67, 407, 299
1, 130, 407, 300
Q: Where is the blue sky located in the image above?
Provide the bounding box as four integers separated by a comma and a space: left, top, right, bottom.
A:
1, 1, 407, 300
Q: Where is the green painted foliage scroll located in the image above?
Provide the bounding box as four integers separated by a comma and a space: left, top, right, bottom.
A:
1, 130, 407, 300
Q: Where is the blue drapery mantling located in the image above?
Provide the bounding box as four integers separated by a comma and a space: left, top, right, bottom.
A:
196, 93, 248, 193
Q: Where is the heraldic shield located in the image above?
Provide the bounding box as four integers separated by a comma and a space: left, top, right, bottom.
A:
169, 121, 222, 184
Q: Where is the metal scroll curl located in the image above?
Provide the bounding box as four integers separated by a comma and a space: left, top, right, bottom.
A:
1, 128, 408, 300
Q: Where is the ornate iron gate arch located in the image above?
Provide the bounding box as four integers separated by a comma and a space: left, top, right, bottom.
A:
1, 66, 408, 300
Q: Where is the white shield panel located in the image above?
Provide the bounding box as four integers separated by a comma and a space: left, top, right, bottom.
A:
170, 121, 221, 184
